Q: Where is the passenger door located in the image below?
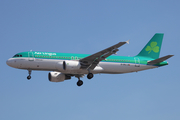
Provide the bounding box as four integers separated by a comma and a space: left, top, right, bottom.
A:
28, 51, 35, 61
134, 57, 140, 67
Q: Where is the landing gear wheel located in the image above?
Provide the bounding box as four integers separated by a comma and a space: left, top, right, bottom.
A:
27, 70, 32, 80
27, 75, 31, 80
77, 80, 83, 86
87, 73, 93, 79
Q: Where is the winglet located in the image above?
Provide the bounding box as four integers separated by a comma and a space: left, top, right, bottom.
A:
126, 40, 130, 44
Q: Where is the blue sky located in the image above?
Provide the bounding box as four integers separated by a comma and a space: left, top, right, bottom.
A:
0, 0, 179, 120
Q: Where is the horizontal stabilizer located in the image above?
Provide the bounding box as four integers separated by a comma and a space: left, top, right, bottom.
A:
148, 55, 174, 65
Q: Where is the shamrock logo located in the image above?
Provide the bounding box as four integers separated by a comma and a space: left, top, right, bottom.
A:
145, 42, 159, 54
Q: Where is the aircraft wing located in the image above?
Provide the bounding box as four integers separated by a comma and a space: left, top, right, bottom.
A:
80, 40, 129, 70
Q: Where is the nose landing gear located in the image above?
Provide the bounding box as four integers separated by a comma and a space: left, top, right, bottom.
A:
27, 75, 31, 80
27, 70, 32, 80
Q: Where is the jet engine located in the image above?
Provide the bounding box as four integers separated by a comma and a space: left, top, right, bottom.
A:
48, 72, 71, 82
56, 60, 81, 71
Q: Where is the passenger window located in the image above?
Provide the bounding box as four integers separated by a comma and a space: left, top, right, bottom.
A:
17, 55, 19, 57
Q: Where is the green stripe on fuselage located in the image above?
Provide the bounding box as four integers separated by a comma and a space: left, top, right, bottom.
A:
12, 51, 168, 66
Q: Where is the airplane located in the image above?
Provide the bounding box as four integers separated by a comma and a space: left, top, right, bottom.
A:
6, 33, 173, 86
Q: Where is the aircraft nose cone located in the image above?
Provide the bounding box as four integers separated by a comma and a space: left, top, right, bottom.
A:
6, 59, 12, 67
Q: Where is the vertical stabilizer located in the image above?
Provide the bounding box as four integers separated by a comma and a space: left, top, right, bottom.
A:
136, 33, 164, 59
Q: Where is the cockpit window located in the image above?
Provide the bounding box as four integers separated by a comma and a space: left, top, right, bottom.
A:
13, 54, 23, 57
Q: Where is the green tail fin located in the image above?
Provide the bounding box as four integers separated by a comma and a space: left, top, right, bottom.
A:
136, 33, 164, 59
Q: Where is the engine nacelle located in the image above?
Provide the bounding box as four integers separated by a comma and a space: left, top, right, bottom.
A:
48, 72, 71, 82
56, 60, 81, 71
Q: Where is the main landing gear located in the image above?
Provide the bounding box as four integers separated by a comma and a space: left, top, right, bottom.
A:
87, 73, 93, 79
27, 70, 32, 80
77, 77, 83, 86
76, 73, 94, 87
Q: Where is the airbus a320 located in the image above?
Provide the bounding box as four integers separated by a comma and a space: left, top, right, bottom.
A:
6, 33, 173, 86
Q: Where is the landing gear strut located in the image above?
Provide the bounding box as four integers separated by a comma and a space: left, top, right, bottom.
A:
87, 73, 93, 79
77, 77, 83, 86
27, 70, 32, 80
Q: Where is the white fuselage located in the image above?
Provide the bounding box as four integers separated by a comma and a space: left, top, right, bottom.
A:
6, 57, 157, 74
